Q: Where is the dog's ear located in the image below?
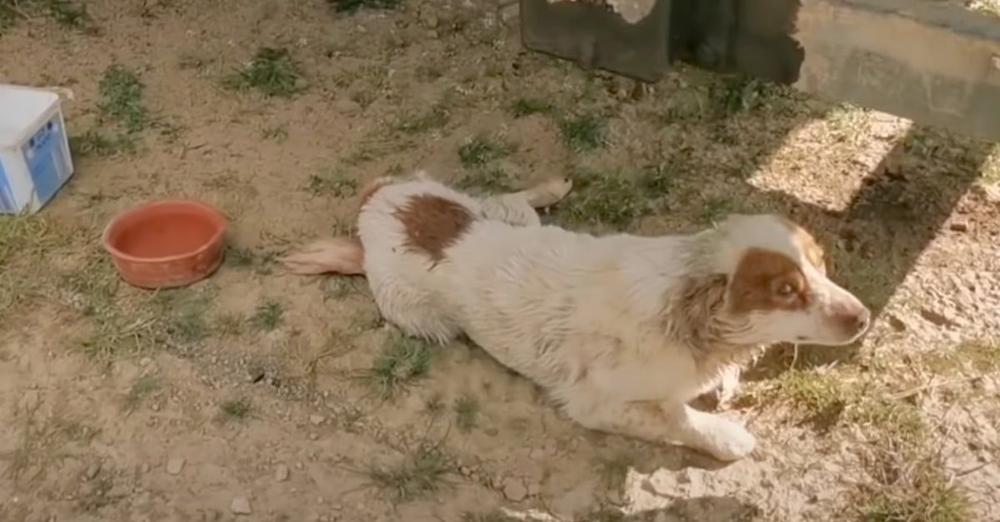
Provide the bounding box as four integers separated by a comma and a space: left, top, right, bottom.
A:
665, 274, 729, 347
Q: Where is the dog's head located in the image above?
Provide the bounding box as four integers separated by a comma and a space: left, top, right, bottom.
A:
693, 214, 870, 347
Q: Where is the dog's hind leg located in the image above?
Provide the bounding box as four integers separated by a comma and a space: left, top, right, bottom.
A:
280, 238, 365, 275
478, 177, 573, 226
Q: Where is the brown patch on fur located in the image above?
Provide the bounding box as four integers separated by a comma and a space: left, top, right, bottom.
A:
779, 218, 826, 274
728, 248, 811, 315
358, 178, 392, 210
393, 194, 475, 262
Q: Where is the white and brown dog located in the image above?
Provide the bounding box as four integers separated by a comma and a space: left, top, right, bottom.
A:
282, 172, 870, 461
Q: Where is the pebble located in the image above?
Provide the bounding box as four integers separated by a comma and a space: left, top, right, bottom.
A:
84, 463, 101, 480
166, 458, 185, 475
310, 415, 326, 426
950, 221, 969, 233
502, 477, 528, 502
275, 464, 290, 482
230, 497, 252, 515
309, 433, 319, 441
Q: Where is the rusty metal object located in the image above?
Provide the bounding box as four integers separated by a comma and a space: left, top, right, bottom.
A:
519, 0, 1000, 141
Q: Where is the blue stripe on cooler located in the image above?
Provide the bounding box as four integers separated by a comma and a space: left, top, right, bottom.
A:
0, 157, 17, 213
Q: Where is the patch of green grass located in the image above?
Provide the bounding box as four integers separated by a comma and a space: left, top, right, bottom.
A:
250, 299, 284, 332
152, 288, 216, 345
225, 47, 306, 98
307, 169, 358, 197
509, 97, 554, 118
219, 398, 252, 421
453, 394, 479, 432
555, 171, 652, 229
98, 65, 147, 133
328, 0, 402, 14
458, 135, 514, 168
1, 0, 91, 31
709, 75, 792, 117
123, 374, 160, 412
455, 166, 514, 193
366, 334, 433, 399
69, 130, 137, 157
42, 0, 88, 28
365, 442, 452, 502
560, 112, 608, 151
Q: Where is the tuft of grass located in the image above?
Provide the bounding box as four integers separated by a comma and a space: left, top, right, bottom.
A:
455, 166, 513, 193
261, 124, 289, 142
855, 442, 970, 522
365, 442, 452, 502
214, 312, 245, 337
458, 135, 514, 168
225, 47, 306, 98
366, 334, 433, 399
452, 394, 479, 432
98, 65, 147, 133
328, 0, 402, 14
920, 340, 1000, 377
307, 169, 358, 197
699, 195, 735, 225
595, 452, 635, 492
1, 0, 91, 31
709, 75, 792, 116
555, 171, 652, 229
509, 97, 554, 118
123, 374, 160, 412
250, 300, 284, 332
223, 246, 277, 274
219, 398, 252, 421
322, 277, 366, 301
395, 105, 450, 134
423, 394, 445, 417
560, 112, 608, 151
69, 130, 136, 157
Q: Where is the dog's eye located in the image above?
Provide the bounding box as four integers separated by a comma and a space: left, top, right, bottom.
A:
776, 283, 796, 297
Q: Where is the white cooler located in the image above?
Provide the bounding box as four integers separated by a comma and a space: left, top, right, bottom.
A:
0, 84, 75, 214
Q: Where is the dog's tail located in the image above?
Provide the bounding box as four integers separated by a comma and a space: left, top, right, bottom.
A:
280, 237, 365, 275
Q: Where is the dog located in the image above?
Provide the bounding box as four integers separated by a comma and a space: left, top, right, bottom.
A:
282, 172, 870, 461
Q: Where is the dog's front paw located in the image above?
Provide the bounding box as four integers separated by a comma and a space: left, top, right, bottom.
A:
525, 177, 573, 208
700, 418, 756, 461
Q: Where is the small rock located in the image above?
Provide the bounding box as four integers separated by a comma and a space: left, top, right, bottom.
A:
950, 221, 969, 233
230, 496, 252, 515
84, 462, 101, 480
309, 415, 326, 426
502, 477, 528, 502
166, 458, 185, 475
140, 357, 152, 366
887, 314, 908, 332
920, 308, 957, 328
141, 463, 151, 474
309, 433, 319, 441
275, 464, 290, 482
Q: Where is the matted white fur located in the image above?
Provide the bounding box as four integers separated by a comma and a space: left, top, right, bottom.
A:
285, 173, 870, 461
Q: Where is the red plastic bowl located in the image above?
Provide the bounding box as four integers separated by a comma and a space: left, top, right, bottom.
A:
102, 200, 227, 289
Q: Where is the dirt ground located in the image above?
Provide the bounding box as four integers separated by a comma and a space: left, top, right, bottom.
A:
2, 1, 1000, 521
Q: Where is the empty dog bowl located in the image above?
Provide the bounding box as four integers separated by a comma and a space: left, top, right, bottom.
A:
102, 199, 227, 289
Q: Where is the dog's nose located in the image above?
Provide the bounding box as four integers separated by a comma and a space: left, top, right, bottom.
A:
833, 303, 871, 335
